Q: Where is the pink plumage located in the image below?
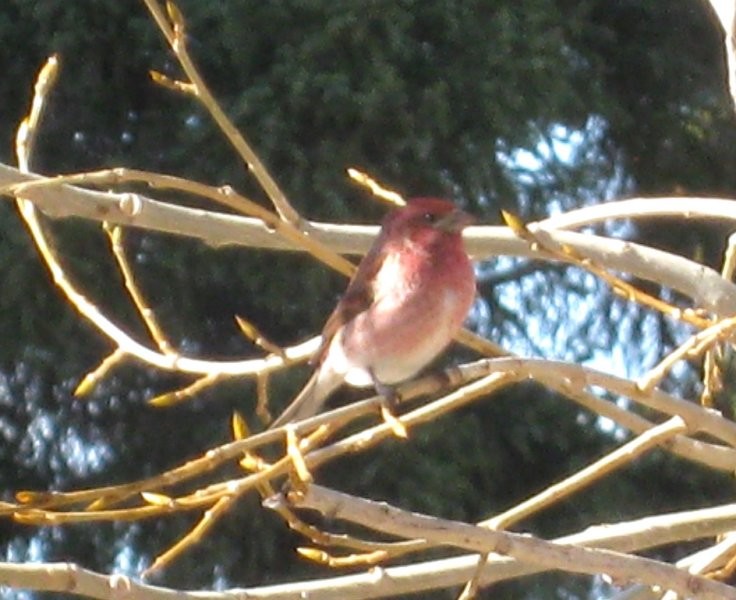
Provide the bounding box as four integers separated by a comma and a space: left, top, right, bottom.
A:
270, 198, 476, 427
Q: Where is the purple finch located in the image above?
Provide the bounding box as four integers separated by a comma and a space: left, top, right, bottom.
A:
270, 198, 476, 427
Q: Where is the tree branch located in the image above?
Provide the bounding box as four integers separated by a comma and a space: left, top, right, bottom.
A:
272, 485, 736, 600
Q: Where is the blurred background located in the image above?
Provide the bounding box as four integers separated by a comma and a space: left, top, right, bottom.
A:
1, 1, 735, 597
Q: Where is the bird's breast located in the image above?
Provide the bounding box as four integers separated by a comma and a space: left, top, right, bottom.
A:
337, 246, 475, 386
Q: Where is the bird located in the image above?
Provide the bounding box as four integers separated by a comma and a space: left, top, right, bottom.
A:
270, 197, 476, 428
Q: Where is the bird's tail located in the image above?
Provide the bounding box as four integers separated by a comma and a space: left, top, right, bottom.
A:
268, 368, 341, 429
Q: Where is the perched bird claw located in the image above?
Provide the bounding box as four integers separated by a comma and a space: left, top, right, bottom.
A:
371, 371, 401, 411
379, 400, 408, 439
371, 366, 408, 437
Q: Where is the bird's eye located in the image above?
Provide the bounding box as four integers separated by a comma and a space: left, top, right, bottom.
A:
422, 212, 438, 224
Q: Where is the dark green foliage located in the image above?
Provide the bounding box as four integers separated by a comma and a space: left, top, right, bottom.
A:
0, 1, 734, 598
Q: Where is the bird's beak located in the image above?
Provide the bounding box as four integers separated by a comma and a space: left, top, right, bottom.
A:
436, 208, 475, 233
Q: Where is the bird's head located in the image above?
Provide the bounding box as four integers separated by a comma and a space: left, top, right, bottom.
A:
384, 197, 474, 241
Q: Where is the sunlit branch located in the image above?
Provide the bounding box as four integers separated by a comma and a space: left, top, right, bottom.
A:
142, 0, 302, 225
5, 168, 736, 321
484, 416, 689, 531
4, 2, 736, 595
7, 501, 736, 599
505, 210, 712, 330
273, 485, 736, 600
638, 315, 736, 393
701, 229, 736, 406
104, 223, 174, 355
706, 0, 736, 110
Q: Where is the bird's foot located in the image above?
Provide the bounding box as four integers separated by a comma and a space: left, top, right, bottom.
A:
371, 376, 407, 438
374, 380, 401, 411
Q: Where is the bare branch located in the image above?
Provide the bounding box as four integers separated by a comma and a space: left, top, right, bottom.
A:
273, 485, 736, 600
4, 166, 736, 319
142, 0, 302, 225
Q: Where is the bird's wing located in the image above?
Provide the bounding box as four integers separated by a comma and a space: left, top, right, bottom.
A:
271, 234, 390, 427
313, 233, 390, 364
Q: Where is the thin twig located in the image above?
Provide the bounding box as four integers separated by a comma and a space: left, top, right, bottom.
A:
143, 0, 302, 225
347, 168, 406, 206
638, 314, 736, 393
701, 230, 736, 406
148, 373, 222, 407
142, 495, 233, 577
487, 416, 688, 530
74, 349, 126, 397
505, 210, 713, 330
104, 223, 174, 355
